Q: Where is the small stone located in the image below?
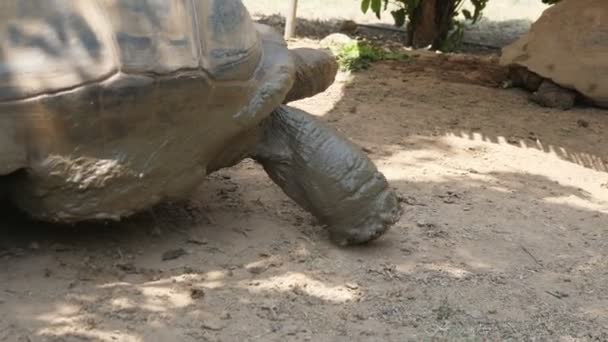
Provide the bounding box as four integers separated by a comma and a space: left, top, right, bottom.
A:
416, 221, 428, 227
220, 311, 231, 320
115, 262, 136, 273
247, 265, 267, 275
28, 242, 40, 250
161, 248, 187, 261
201, 319, 225, 331
508, 137, 519, 145
345, 283, 359, 290
190, 288, 205, 300
246, 259, 272, 274
340, 20, 358, 34
51, 243, 71, 252
150, 226, 162, 237
186, 237, 208, 245
354, 313, 367, 321
577, 119, 590, 128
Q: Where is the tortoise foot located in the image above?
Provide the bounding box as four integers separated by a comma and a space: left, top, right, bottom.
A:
253, 105, 401, 246
328, 189, 399, 246
531, 80, 577, 110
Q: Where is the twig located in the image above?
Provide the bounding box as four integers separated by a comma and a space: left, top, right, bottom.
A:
521, 245, 543, 267
545, 290, 568, 299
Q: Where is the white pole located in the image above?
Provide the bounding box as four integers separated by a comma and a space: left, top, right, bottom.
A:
284, 0, 298, 39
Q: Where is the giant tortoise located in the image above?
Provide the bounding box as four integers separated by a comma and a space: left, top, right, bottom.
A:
0, 0, 400, 245
501, 0, 608, 110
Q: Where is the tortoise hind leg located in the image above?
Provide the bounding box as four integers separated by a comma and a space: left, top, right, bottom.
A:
531, 80, 577, 110
253, 105, 401, 245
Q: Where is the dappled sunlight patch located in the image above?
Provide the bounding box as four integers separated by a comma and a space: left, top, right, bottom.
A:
36, 303, 142, 342
38, 327, 142, 342
543, 195, 608, 214
99, 278, 200, 313
110, 297, 137, 311
241, 272, 358, 303
396, 262, 472, 278
37, 303, 81, 323
425, 263, 472, 278
573, 255, 607, 274
581, 301, 608, 320
138, 285, 192, 312
442, 130, 607, 173
377, 133, 607, 211
99, 281, 135, 289
95, 270, 230, 313
454, 248, 494, 270
198, 280, 225, 289
205, 270, 228, 281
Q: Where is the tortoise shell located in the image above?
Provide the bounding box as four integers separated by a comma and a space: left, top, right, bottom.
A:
500, 0, 608, 108
0, 0, 294, 221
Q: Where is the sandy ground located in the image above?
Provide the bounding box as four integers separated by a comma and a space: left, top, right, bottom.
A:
1, 33, 607, 340
2, 1, 608, 339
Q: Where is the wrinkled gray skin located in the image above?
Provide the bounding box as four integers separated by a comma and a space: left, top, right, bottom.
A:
507, 66, 578, 110
254, 106, 400, 245
0, 0, 400, 245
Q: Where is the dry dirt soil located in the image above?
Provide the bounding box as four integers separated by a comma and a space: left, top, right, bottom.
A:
1, 41, 608, 341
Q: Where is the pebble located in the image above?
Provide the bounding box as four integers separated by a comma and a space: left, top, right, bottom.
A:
190, 288, 205, 300
220, 311, 231, 320
201, 319, 225, 331
345, 282, 359, 290
161, 248, 187, 261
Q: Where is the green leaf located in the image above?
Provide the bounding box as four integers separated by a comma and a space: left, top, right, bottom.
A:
462, 9, 472, 20
361, 0, 371, 13
371, 0, 383, 18
334, 41, 408, 72
470, 0, 488, 23
407, 0, 421, 10
391, 9, 407, 27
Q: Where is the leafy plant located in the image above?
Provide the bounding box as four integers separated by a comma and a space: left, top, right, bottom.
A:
331, 41, 408, 71
361, 0, 420, 32
361, 0, 558, 51
442, 0, 488, 51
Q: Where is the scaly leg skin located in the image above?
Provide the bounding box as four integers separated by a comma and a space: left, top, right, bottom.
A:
253, 105, 401, 246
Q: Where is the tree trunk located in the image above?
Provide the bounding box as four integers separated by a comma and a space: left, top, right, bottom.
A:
407, 0, 457, 49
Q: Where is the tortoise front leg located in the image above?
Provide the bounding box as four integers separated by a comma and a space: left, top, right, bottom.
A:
253, 105, 401, 245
